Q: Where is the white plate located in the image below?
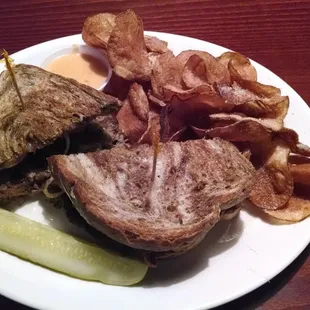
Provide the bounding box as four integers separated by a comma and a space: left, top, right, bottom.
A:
0, 32, 309, 310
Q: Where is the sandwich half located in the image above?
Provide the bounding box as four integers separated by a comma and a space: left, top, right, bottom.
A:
48, 138, 255, 256
0, 64, 121, 200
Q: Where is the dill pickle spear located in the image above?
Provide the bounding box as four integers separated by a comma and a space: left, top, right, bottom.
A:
0, 209, 148, 285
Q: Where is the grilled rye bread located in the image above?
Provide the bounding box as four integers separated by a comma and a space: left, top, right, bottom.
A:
0, 64, 122, 200
0, 115, 125, 201
48, 138, 255, 255
0, 64, 120, 170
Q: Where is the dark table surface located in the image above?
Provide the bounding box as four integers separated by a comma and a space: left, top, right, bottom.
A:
0, 1, 309, 309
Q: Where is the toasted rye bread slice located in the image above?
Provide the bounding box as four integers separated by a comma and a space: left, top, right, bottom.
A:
0, 64, 120, 169
48, 138, 255, 253
0, 115, 125, 201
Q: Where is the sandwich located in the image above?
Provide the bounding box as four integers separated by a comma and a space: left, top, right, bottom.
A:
0, 61, 256, 259
48, 138, 255, 257
0, 64, 122, 200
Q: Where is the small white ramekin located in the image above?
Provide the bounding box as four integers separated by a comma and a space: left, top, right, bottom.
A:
41, 44, 112, 91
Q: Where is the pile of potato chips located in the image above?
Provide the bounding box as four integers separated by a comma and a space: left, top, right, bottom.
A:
83, 9, 310, 223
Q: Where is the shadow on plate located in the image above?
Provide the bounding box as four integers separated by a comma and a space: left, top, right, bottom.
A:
2, 196, 37, 213
5, 195, 245, 288
39, 195, 93, 240
143, 216, 244, 288
3, 194, 92, 240
39, 194, 246, 288
1, 244, 307, 310
2, 196, 308, 309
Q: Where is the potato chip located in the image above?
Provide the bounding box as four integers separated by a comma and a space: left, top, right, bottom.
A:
217, 51, 257, 81
182, 55, 208, 88
159, 105, 172, 142
228, 61, 281, 98
116, 99, 146, 144
209, 113, 283, 132
202, 119, 271, 143
276, 128, 310, 156
107, 9, 152, 81
249, 138, 293, 209
217, 82, 289, 126
151, 51, 185, 100
263, 196, 310, 222
289, 163, 310, 186
265, 139, 293, 192
128, 83, 149, 122
209, 113, 245, 125
160, 84, 232, 134
176, 50, 199, 66
242, 148, 252, 160
217, 82, 259, 106
159, 105, 187, 142
117, 83, 161, 144
103, 72, 133, 101
182, 52, 230, 88
239, 96, 289, 121
289, 154, 310, 165
257, 118, 284, 132
294, 143, 310, 157
237, 94, 288, 120
116, 83, 149, 143
163, 84, 232, 112
159, 85, 219, 142
137, 110, 161, 144
276, 127, 298, 149
82, 13, 116, 50
147, 92, 166, 107
249, 168, 293, 210
148, 52, 160, 69
144, 35, 168, 54
192, 119, 270, 159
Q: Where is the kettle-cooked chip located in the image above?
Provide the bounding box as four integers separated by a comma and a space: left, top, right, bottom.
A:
81, 8, 310, 224
290, 163, 310, 186
217, 82, 289, 128
228, 61, 281, 98
107, 9, 152, 81
182, 54, 208, 88
237, 95, 289, 121
203, 119, 271, 143
116, 83, 160, 144
249, 138, 293, 210
182, 52, 230, 88
157, 85, 231, 140
209, 113, 284, 132
263, 196, 310, 222
128, 83, 149, 122
295, 143, 310, 156
116, 99, 146, 144
217, 51, 257, 81
144, 36, 168, 54
277, 128, 310, 157
151, 51, 185, 99
116, 83, 149, 143
163, 84, 232, 113
82, 13, 116, 50
159, 105, 187, 142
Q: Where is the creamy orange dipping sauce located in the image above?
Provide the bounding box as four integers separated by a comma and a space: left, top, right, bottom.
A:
46, 53, 108, 89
